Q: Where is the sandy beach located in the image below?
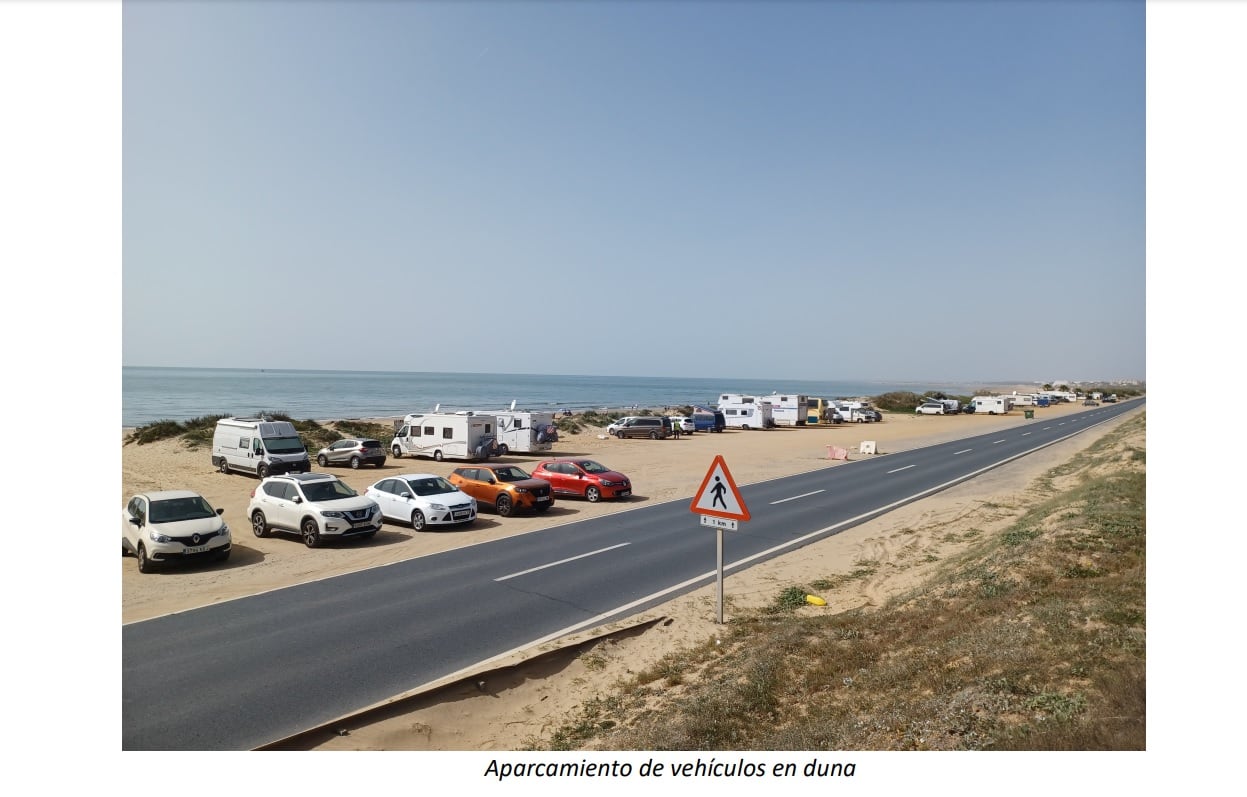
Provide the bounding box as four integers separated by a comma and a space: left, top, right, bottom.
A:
121, 399, 1143, 749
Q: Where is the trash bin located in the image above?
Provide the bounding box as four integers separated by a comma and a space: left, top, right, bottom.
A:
1023, 409, 1035, 419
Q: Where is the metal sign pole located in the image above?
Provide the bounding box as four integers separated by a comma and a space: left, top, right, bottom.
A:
716, 527, 724, 624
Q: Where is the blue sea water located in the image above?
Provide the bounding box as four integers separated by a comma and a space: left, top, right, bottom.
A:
121, 367, 994, 427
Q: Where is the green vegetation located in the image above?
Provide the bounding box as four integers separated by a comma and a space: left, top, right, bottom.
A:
527, 414, 1146, 751
125, 413, 397, 451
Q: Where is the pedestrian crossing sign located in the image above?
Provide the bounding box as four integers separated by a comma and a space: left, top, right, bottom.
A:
690, 454, 751, 521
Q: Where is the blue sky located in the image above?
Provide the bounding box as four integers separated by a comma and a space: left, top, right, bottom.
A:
118, 0, 1145, 384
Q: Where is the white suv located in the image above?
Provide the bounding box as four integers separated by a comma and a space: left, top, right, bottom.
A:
247, 473, 382, 548
669, 415, 696, 433
122, 490, 232, 573
606, 416, 638, 435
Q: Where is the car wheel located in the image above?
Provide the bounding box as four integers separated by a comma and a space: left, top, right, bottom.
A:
350, 456, 361, 469
585, 486, 601, 503
649, 431, 659, 439
136, 544, 152, 574
614, 430, 624, 438
392, 445, 402, 458
496, 494, 514, 517
433, 450, 443, 462
411, 510, 426, 531
251, 510, 269, 538
742, 424, 751, 431
301, 518, 321, 548
497, 444, 509, 456
317, 454, 329, 467
218, 458, 230, 475
258, 463, 270, 480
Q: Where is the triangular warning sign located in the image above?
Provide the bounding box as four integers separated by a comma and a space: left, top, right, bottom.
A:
690, 454, 751, 521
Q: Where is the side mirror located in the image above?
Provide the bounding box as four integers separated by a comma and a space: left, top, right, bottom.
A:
293, 496, 303, 504
216, 508, 225, 516
129, 516, 142, 527
400, 491, 412, 499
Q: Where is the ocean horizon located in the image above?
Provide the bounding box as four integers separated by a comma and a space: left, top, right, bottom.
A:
121, 366, 1031, 428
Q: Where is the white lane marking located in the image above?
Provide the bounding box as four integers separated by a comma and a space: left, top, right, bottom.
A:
770, 489, 825, 505
887, 464, 916, 474
494, 543, 631, 581
993, 439, 1006, 444
953, 448, 972, 455
1021, 432, 1032, 436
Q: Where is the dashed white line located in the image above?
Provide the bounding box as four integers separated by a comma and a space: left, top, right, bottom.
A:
495, 543, 631, 581
1021, 432, 1032, 436
770, 489, 825, 505
993, 439, 1006, 444
953, 448, 973, 455
887, 464, 916, 474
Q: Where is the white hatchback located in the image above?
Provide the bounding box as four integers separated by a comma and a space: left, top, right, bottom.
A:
122, 490, 232, 573
247, 473, 382, 548
364, 473, 477, 531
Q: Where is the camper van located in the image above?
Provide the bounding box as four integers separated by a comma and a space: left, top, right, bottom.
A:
758, 393, 809, 426
971, 396, 1011, 415
719, 399, 774, 430
493, 409, 559, 455
211, 417, 310, 478
391, 412, 499, 462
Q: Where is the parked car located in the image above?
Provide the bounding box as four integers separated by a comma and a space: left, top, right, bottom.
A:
915, 402, 947, 415
448, 464, 553, 516
316, 437, 387, 469
531, 458, 632, 502
861, 407, 884, 422
247, 472, 382, 548
669, 416, 696, 434
606, 416, 639, 435
963, 403, 976, 414
1083, 398, 1100, 406
612, 416, 672, 439
122, 490, 232, 573
1104, 394, 1119, 403
364, 473, 476, 530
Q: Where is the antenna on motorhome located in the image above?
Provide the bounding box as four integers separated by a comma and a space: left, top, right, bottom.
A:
510, 399, 517, 411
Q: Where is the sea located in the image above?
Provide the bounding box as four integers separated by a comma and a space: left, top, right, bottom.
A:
121, 366, 998, 428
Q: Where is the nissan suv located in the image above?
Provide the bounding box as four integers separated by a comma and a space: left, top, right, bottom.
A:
247, 472, 382, 547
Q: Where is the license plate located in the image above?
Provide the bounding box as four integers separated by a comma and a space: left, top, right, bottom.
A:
619, 490, 631, 497
184, 545, 208, 554
353, 521, 375, 528
536, 495, 550, 502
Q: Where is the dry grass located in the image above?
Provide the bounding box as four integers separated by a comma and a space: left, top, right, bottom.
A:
528, 415, 1146, 751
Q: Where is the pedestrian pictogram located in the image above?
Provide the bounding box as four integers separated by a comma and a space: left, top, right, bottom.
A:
690, 454, 750, 521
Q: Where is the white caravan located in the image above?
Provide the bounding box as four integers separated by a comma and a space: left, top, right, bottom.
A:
391, 412, 499, 462
493, 408, 559, 455
719, 399, 774, 430
211, 417, 310, 478
758, 393, 809, 426
971, 396, 1012, 415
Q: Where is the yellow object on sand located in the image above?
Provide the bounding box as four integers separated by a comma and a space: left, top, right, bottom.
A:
805, 595, 826, 606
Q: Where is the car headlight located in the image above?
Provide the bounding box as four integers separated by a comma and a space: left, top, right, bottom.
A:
321, 511, 345, 519
429, 502, 447, 511
148, 531, 171, 543
515, 488, 529, 494
600, 480, 618, 486
220, 525, 230, 538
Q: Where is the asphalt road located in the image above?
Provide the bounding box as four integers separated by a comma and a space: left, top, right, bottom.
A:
123, 399, 1142, 749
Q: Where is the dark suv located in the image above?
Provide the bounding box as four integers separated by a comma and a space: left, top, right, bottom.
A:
316, 438, 387, 469
613, 416, 671, 439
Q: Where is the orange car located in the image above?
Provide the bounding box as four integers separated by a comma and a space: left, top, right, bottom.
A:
448, 464, 553, 517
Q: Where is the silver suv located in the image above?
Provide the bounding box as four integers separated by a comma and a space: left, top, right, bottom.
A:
247, 473, 382, 548
316, 438, 386, 469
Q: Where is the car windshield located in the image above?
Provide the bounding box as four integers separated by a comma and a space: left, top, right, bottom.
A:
300, 480, 358, 502
148, 496, 217, 523
491, 466, 531, 482
576, 460, 609, 474
405, 477, 456, 496
264, 436, 306, 454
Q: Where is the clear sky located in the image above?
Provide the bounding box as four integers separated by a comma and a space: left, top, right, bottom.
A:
119, 0, 1144, 384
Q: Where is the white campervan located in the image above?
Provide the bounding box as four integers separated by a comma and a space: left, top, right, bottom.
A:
391, 412, 499, 462
494, 409, 558, 455
971, 396, 1011, 415
758, 393, 809, 426
211, 417, 310, 478
719, 398, 774, 430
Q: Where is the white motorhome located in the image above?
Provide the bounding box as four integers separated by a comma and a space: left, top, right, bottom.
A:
719, 399, 774, 430
971, 396, 1012, 415
211, 417, 310, 478
391, 412, 499, 462
758, 393, 809, 426
1009, 393, 1034, 406
493, 409, 559, 455
835, 400, 876, 423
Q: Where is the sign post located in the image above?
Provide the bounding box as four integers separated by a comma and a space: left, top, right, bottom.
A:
689, 454, 751, 624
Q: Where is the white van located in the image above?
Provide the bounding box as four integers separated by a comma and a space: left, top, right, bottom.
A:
212, 417, 311, 478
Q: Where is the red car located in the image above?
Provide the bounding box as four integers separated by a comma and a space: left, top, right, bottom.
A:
531, 458, 632, 502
